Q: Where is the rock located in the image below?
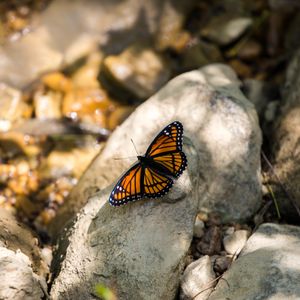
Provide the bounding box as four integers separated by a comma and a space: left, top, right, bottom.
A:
102, 44, 171, 100
0, 209, 48, 299
242, 79, 279, 117
179, 256, 215, 300
0, 83, 31, 131
181, 39, 223, 71
236, 39, 262, 61
34, 90, 63, 119
197, 226, 222, 256
50, 65, 261, 299
107, 105, 136, 131
228, 59, 252, 78
42, 72, 72, 93
200, 16, 253, 46
62, 87, 113, 126
213, 256, 232, 275
271, 49, 300, 219
38, 136, 101, 179
193, 215, 205, 238
223, 230, 249, 255
209, 223, 300, 300
50, 165, 198, 299
0, 0, 191, 89
154, 0, 195, 51
50, 64, 262, 237
71, 51, 103, 88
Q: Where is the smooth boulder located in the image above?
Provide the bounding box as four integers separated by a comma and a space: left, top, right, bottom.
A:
50, 64, 262, 299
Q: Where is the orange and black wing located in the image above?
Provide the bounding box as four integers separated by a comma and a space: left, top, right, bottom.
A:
152, 151, 187, 178
142, 166, 173, 198
109, 163, 143, 206
145, 121, 184, 157
146, 121, 187, 178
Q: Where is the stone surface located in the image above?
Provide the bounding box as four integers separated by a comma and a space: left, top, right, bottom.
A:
0, 83, 30, 131
0, 209, 48, 299
51, 168, 197, 300
102, 44, 171, 99
38, 136, 101, 179
271, 48, 300, 219
180, 256, 215, 300
34, 90, 62, 119
49, 64, 262, 237
200, 16, 253, 46
50, 65, 261, 299
223, 229, 249, 255
181, 40, 223, 71
194, 215, 205, 238
209, 223, 300, 300
0, 0, 196, 89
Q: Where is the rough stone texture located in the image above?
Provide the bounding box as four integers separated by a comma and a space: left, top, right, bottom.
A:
49, 64, 262, 237
0, 83, 30, 131
200, 16, 253, 46
0, 210, 48, 299
180, 255, 215, 300
193, 215, 205, 238
271, 48, 300, 219
209, 223, 300, 300
50, 65, 261, 299
0, 0, 197, 89
223, 229, 249, 255
102, 44, 171, 99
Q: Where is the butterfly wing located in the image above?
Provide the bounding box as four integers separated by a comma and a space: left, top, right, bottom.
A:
145, 121, 187, 178
145, 121, 184, 157
142, 166, 173, 198
109, 163, 143, 206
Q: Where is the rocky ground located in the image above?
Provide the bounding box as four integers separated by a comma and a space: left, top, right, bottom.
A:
0, 0, 300, 300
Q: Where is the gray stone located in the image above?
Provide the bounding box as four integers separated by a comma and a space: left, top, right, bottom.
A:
194, 216, 205, 238
0, 210, 48, 299
209, 223, 300, 300
49, 64, 262, 237
50, 65, 262, 299
223, 229, 249, 255
180, 256, 215, 300
201, 16, 253, 46
271, 48, 300, 219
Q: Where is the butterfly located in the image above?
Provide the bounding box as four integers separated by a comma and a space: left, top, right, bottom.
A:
109, 121, 187, 206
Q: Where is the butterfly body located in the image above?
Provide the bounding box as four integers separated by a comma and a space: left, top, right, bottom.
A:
109, 121, 187, 206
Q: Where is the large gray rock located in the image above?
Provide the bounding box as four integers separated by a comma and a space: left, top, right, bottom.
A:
0, 210, 48, 299
271, 48, 300, 219
50, 65, 261, 299
209, 223, 300, 300
49, 64, 262, 237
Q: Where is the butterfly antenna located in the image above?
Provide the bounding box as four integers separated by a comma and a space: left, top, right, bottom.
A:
131, 138, 139, 155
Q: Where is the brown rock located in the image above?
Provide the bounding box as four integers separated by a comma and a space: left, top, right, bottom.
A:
102, 44, 171, 99
42, 72, 72, 93
271, 49, 300, 219
0, 83, 31, 131
34, 90, 63, 119
62, 87, 114, 126
72, 51, 103, 88
197, 226, 222, 255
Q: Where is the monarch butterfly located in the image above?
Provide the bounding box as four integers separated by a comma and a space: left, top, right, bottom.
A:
109, 121, 187, 206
